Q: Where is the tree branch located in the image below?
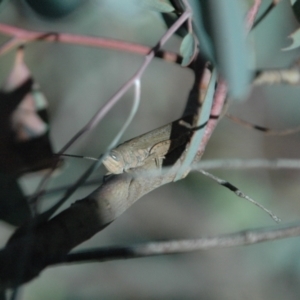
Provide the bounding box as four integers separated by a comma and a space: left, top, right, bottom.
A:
0, 149, 186, 288
56, 222, 300, 264
0, 23, 168, 58
0, 1, 267, 291
194, 158, 300, 170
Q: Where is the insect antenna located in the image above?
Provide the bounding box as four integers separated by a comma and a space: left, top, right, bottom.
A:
54, 153, 99, 161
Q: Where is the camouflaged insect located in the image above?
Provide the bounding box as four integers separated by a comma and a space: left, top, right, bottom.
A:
103, 116, 193, 174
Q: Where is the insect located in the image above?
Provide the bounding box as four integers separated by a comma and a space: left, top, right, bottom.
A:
103, 115, 194, 174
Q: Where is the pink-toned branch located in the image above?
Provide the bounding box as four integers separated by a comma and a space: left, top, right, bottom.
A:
197, 1, 262, 156
33, 8, 193, 217
246, 0, 262, 31
197, 78, 227, 156
0, 23, 155, 57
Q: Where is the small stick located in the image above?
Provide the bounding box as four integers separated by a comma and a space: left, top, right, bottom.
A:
199, 170, 281, 223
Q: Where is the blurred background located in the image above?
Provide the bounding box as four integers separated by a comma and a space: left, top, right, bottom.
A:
1, 0, 300, 299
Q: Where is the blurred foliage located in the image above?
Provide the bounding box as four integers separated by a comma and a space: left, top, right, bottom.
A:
24, 0, 82, 19
283, 0, 300, 50
291, 0, 300, 23
197, 0, 251, 99
179, 32, 197, 66
162, 0, 251, 98
143, 0, 174, 13
0, 0, 300, 299
0, 173, 31, 226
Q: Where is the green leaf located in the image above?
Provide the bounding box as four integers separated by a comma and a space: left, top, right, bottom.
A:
200, 0, 251, 100
161, 12, 188, 38
291, 0, 300, 23
144, 0, 174, 13
189, 0, 215, 63
180, 33, 197, 66
282, 27, 300, 50
174, 69, 217, 181
25, 0, 82, 19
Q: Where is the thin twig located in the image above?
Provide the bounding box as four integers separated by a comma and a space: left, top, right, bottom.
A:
246, 0, 262, 31
53, 222, 300, 265
55, 153, 99, 161
28, 158, 300, 200
199, 170, 280, 223
252, 0, 282, 29
31, 9, 192, 219
27, 179, 101, 200
226, 113, 300, 135
0, 23, 185, 66
39, 79, 141, 220
193, 158, 300, 171
0, 37, 26, 56
197, 79, 227, 157
0, 23, 153, 57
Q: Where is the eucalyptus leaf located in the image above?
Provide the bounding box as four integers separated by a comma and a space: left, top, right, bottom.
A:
25, 0, 82, 19
180, 33, 197, 66
290, 0, 300, 23
174, 69, 217, 181
188, 0, 215, 63
144, 0, 174, 13
199, 0, 251, 100
161, 13, 188, 38
282, 27, 300, 50
169, 0, 185, 13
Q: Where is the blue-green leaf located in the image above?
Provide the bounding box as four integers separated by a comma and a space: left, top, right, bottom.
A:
290, 0, 300, 23
144, 0, 174, 13
190, 0, 251, 100
25, 0, 82, 18
283, 27, 300, 50
207, 0, 251, 99
161, 12, 188, 38
180, 33, 197, 66
174, 69, 217, 181
189, 0, 215, 63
